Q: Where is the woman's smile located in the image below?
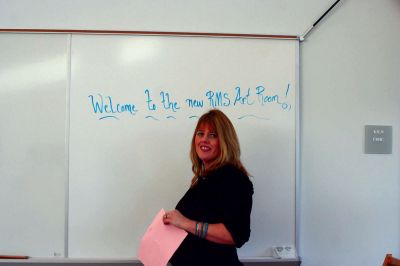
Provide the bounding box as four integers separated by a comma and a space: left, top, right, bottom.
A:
195, 123, 220, 169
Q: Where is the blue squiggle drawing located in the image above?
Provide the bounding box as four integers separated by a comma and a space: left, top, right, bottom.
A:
238, 115, 270, 120
166, 116, 176, 119
99, 116, 119, 120
189, 115, 199, 119
145, 116, 159, 121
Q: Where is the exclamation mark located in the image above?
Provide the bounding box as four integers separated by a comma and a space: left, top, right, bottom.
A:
285, 84, 290, 97
281, 84, 291, 110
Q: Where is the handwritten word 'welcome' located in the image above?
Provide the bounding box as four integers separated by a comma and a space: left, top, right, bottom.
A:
88, 94, 137, 120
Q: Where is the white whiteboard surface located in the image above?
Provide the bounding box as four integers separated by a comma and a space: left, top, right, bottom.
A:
0, 34, 68, 257
68, 35, 298, 258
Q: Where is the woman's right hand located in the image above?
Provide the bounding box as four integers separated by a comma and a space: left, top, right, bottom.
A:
163, 209, 191, 230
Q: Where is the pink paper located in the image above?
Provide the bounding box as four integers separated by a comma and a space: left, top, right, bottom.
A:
138, 209, 188, 266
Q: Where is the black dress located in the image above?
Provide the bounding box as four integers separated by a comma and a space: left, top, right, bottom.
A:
170, 164, 253, 266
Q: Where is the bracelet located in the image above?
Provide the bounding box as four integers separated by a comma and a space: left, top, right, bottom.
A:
198, 222, 203, 238
195, 222, 199, 236
202, 222, 209, 239
195, 222, 208, 239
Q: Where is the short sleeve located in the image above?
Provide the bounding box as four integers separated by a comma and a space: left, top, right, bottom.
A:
217, 166, 253, 248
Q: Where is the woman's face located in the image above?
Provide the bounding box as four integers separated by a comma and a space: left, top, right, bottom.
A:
195, 123, 220, 169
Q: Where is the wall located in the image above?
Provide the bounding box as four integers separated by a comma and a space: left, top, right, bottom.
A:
299, 0, 400, 265
0, 0, 399, 265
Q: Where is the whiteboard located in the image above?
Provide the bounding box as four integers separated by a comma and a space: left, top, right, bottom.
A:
68, 35, 298, 258
0, 34, 68, 257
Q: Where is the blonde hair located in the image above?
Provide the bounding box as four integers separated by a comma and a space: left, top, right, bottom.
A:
190, 109, 249, 186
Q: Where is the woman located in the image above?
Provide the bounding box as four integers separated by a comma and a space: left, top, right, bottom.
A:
163, 109, 254, 266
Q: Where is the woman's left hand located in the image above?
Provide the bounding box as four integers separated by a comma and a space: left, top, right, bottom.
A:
163, 209, 190, 230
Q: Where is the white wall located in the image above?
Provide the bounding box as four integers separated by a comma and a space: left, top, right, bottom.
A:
1, 0, 399, 265
300, 1, 400, 265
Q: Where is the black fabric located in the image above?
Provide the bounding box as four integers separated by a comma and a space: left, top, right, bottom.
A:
170, 164, 253, 266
